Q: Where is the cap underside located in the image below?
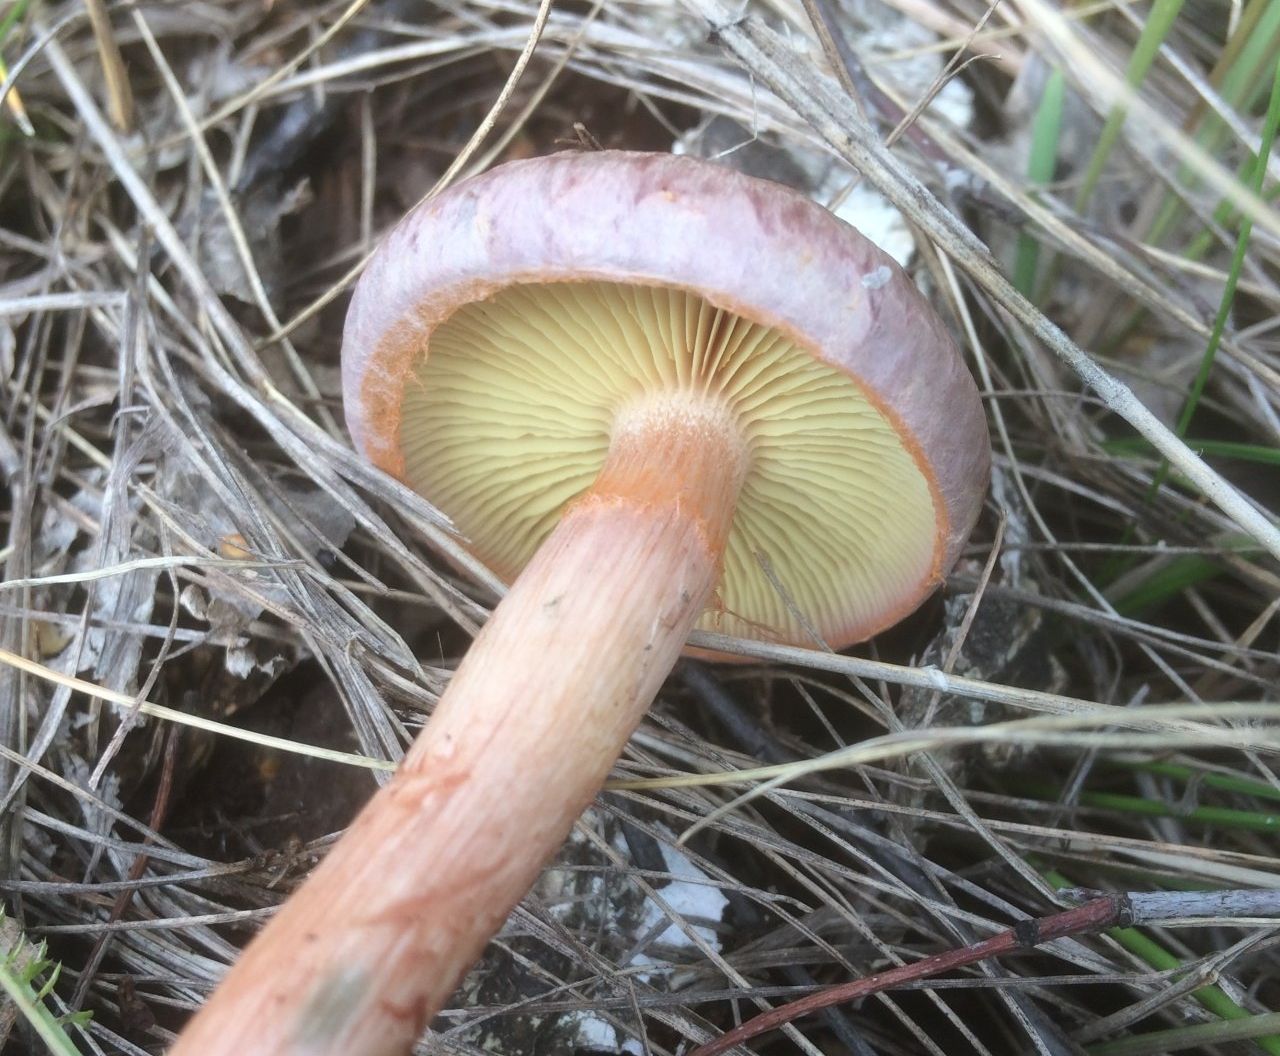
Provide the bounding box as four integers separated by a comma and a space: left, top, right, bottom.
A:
400, 280, 940, 647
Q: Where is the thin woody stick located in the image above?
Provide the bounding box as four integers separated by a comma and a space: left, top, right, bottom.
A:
691, 889, 1280, 1056
690, 897, 1124, 1056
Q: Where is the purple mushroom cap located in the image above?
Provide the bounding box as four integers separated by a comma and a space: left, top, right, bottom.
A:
342, 150, 990, 650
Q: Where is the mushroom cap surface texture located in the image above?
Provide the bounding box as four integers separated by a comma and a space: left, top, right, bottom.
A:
343, 149, 990, 649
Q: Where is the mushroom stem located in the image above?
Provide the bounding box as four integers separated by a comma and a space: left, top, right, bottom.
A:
171, 396, 748, 1056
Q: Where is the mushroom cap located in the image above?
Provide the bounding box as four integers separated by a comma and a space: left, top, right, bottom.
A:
343, 150, 990, 650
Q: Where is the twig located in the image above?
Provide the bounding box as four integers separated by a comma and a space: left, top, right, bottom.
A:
1061, 887, 1280, 922
70, 726, 181, 1009
694, 887, 1280, 1055
690, 896, 1124, 1056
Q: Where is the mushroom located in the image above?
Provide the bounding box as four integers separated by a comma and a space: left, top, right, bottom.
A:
171, 150, 990, 1056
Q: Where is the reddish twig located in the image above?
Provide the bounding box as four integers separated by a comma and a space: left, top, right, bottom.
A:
70, 725, 181, 1009
690, 896, 1125, 1056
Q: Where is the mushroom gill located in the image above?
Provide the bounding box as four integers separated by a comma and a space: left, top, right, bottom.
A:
400, 279, 939, 647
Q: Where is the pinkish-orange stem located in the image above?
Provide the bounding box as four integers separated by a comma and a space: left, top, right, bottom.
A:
170, 396, 747, 1056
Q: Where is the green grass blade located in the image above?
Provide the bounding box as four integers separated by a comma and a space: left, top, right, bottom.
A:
1131, 50, 1280, 506
1074, 0, 1185, 213
1111, 553, 1220, 613
1016, 780, 1280, 833
1103, 437, 1280, 465
1175, 53, 1280, 439
1145, 0, 1280, 246
1148, 53, 1280, 497
0, 1, 29, 45
1014, 68, 1066, 297
1111, 759, 1280, 802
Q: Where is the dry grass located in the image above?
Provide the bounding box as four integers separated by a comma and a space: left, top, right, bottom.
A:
0, 0, 1277, 1053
